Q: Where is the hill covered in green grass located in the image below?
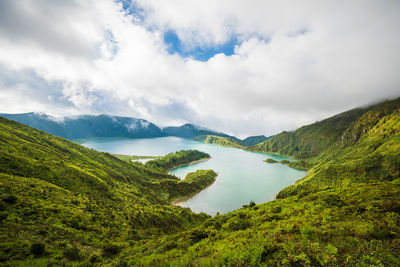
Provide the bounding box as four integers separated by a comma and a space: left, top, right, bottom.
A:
1, 97, 400, 266
193, 135, 245, 149
0, 117, 215, 264
252, 97, 400, 159
241, 135, 271, 146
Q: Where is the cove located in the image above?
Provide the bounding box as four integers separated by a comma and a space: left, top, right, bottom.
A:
80, 136, 306, 216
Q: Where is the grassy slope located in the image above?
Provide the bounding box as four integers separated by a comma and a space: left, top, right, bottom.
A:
241, 135, 271, 146
193, 135, 245, 149
252, 98, 400, 159
0, 117, 213, 264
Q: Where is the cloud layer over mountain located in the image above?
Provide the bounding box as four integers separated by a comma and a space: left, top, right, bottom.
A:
0, 0, 399, 137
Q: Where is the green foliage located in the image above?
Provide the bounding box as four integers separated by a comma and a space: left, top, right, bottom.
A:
145, 150, 210, 171
252, 97, 400, 159
64, 244, 81, 261
240, 135, 271, 146
264, 158, 278, 163
30, 242, 45, 258
193, 135, 245, 149
0, 117, 209, 264
102, 243, 123, 258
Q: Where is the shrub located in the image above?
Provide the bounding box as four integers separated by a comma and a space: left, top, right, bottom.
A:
30, 242, 45, 258
102, 243, 122, 258
2, 194, 17, 204
64, 244, 81, 261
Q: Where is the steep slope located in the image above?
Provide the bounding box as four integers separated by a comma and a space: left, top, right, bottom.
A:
163, 123, 238, 140
0, 113, 164, 139
252, 98, 400, 159
241, 135, 271, 146
0, 117, 212, 264
193, 135, 245, 149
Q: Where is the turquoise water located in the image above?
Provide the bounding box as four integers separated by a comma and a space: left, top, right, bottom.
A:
80, 137, 306, 215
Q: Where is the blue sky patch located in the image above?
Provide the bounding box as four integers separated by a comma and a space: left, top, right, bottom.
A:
117, 0, 146, 21
163, 30, 239, 61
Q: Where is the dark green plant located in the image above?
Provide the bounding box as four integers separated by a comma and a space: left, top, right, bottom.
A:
30, 242, 45, 258
64, 244, 81, 261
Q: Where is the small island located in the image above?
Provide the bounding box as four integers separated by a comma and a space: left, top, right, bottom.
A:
264, 158, 278, 163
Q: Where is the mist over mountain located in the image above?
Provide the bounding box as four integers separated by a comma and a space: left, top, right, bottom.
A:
0, 113, 164, 139
0, 113, 246, 142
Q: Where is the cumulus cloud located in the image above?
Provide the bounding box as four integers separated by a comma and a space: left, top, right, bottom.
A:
0, 0, 399, 137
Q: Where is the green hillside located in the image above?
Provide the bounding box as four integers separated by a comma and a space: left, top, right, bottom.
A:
1, 97, 400, 266
193, 135, 245, 149
241, 135, 271, 146
252, 98, 400, 159
0, 117, 214, 264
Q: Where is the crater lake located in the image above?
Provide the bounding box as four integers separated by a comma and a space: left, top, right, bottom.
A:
80, 136, 306, 215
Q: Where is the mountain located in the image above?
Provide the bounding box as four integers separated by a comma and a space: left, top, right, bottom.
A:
252, 97, 400, 159
193, 135, 245, 149
163, 123, 238, 140
241, 135, 271, 146
194, 134, 270, 148
0, 112, 164, 139
0, 113, 240, 142
1, 98, 400, 265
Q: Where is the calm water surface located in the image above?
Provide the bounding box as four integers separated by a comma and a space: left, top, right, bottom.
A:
80, 137, 306, 215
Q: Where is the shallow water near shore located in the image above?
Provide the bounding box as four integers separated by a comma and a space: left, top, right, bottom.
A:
80, 136, 306, 216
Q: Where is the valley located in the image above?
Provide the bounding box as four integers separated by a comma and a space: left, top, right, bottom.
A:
0, 97, 399, 265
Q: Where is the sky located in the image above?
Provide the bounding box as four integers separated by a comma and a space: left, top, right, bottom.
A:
0, 0, 399, 138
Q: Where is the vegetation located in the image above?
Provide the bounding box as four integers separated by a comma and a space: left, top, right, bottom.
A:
193, 135, 245, 149
1, 97, 400, 265
0, 117, 212, 265
241, 135, 271, 146
253, 98, 400, 158
264, 158, 278, 163
163, 123, 238, 140
145, 150, 210, 171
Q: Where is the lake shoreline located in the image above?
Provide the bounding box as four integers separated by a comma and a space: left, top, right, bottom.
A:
82, 137, 306, 215
168, 157, 211, 172
171, 172, 218, 206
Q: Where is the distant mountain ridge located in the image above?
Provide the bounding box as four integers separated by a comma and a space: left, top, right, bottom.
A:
0, 113, 267, 146
163, 123, 239, 140
241, 135, 271, 146
0, 112, 164, 139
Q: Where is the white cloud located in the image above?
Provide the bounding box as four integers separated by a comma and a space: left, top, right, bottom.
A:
0, 0, 399, 138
